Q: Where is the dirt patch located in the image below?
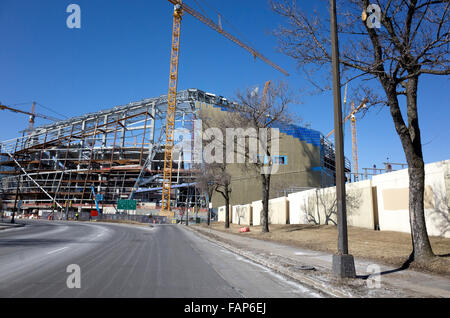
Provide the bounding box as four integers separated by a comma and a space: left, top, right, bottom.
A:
202, 223, 450, 277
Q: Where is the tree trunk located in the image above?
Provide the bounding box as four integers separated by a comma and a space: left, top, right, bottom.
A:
261, 174, 270, 233
408, 161, 434, 261
385, 78, 434, 262
405, 76, 434, 261
225, 184, 230, 229
207, 188, 212, 226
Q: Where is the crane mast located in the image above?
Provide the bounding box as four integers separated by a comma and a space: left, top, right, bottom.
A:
0, 102, 61, 129
350, 101, 359, 182
161, 4, 183, 213
28, 101, 36, 135
326, 97, 366, 183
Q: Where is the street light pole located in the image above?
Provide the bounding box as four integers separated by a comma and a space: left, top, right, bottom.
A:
330, 0, 356, 278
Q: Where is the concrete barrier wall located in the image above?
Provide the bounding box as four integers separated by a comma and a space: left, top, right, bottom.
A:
268, 197, 289, 224
232, 204, 252, 225
287, 189, 316, 224
251, 201, 262, 226
238, 159, 449, 237
346, 180, 376, 229
218, 205, 232, 223
372, 159, 450, 238
251, 197, 289, 225
288, 180, 376, 229
232, 206, 239, 225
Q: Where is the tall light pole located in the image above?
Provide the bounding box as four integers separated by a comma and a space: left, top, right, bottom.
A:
330, 0, 356, 278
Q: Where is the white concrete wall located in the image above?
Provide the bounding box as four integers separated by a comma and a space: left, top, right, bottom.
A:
232, 205, 240, 225
346, 180, 376, 229
288, 189, 316, 224
218, 205, 232, 223
232, 204, 252, 225
372, 159, 450, 238
288, 181, 375, 229
244, 159, 449, 237
251, 197, 289, 225
251, 201, 262, 226
268, 197, 289, 224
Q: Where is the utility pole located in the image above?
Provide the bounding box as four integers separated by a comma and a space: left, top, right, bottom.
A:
329, 0, 356, 278
185, 191, 189, 226
11, 175, 21, 224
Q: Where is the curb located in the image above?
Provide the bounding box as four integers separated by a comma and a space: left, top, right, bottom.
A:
184, 225, 351, 298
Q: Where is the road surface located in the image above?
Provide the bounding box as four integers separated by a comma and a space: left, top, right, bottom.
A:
0, 220, 320, 297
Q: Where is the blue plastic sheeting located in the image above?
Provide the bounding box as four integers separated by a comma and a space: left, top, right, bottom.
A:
311, 166, 322, 171
272, 123, 322, 147
210, 104, 322, 147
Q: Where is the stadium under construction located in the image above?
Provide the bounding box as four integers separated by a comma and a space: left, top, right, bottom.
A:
0, 89, 348, 220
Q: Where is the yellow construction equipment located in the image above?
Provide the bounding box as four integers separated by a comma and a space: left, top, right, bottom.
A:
350, 101, 360, 181
261, 80, 271, 107
326, 98, 367, 182
161, 1, 289, 212
0, 102, 61, 134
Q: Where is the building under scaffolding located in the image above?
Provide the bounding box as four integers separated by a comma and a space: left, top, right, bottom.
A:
0, 89, 349, 217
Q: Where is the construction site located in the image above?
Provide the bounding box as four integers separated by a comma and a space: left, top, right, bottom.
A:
0, 0, 347, 223
0, 1, 425, 224
0, 87, 354, 221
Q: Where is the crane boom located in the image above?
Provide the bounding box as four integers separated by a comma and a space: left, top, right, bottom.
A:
161, 2, 289, 213
326, 99, 367, 138
167, 0, 289, 76
0, 103, 61, 122
326, 98, 366, 183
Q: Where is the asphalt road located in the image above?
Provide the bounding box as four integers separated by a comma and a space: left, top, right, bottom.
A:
0, 220, 320, 298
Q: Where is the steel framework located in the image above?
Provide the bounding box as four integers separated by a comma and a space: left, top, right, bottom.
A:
0, 89, 227, 216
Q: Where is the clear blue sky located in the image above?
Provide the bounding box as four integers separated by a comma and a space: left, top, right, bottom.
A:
1, 0, 449, 171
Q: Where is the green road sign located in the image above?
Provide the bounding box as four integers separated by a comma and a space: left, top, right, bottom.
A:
117, 199, 137, 210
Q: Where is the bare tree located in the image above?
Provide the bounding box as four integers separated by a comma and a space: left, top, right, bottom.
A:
229, 81, 294, 233
195, 170, 215, 225
272, 0, 449, 263
198, 110, 233, 228
211, 166, 232, 228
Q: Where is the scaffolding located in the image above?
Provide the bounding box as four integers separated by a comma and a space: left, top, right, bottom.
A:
0, 89, 230, 215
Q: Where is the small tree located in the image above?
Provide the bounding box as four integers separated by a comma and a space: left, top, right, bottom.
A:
272, 0, 450, 263
195, 170, 215, 225
213, 168, 232, 228
198, 110, 233, 228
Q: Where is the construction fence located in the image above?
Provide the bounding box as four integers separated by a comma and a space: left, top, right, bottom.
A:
218, 159, 450, 238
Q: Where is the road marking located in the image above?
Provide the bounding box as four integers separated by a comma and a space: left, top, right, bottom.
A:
46, 247, 68, 255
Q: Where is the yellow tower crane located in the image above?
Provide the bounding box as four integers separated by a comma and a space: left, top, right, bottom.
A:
326, 95, 367, 182
161, 1, 289, 213
350, 101, 360, 181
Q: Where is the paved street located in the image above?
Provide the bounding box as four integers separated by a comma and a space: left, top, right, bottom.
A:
0, 220, 320, 298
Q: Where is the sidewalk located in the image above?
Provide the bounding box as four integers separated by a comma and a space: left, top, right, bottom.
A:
187, 224, 450, 298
